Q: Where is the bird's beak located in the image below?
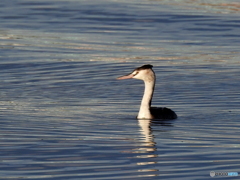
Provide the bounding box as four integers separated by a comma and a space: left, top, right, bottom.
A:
117, 73, 134, 80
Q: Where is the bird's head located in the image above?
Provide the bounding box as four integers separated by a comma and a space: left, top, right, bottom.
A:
117, 64, 155, 82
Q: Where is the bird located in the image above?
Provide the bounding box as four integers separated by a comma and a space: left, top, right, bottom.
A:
117, 64, 177, 120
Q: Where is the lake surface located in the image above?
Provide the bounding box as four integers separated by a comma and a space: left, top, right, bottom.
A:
0, 0, 240, 179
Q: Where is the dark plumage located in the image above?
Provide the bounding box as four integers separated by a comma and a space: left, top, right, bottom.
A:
150, 107, 177, 120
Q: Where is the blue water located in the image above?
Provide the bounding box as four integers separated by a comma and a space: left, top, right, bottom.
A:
0, 0, 240, 179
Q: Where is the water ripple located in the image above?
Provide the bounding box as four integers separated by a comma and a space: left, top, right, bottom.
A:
0, 0, 240, 179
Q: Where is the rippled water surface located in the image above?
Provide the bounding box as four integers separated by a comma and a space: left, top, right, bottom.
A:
1, 0, 240, 179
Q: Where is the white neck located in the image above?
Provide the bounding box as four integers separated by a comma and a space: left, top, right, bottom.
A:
137, 78, 155, 119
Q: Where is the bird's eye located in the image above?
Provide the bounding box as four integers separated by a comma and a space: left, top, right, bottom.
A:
132, 71, 138, 76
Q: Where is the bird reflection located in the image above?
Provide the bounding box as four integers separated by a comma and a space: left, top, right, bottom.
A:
138, 119, 154, 146
137, 119, 174, 151
135, 119, 175, 176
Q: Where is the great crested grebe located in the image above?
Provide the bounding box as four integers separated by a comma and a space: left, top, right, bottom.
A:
117, 64, 177, 120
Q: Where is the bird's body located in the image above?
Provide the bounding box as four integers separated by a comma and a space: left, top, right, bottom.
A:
117, 64, 177, 120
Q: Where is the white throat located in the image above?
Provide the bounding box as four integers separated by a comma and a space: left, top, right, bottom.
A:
137, 77, 155, 119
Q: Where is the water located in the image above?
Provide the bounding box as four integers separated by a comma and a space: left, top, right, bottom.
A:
0, 0, 240, 179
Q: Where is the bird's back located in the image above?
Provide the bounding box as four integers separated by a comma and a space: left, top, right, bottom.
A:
150, 107, 177, 120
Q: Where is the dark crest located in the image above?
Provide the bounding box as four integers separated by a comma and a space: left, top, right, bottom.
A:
135, 64, 153, 71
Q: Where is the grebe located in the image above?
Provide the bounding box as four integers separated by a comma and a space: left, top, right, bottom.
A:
117, 64, 177, 120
